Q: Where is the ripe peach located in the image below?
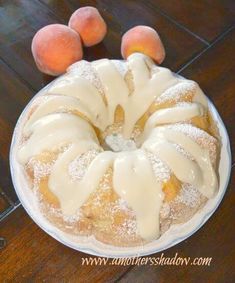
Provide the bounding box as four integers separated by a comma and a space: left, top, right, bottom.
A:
68, 6, 107, 47
121, 25, 165, 64
31, 24, 83, 76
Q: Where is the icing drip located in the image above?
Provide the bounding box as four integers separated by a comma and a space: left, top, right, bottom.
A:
143, 127, 217, 198
49, 144, 113, 215
48, 53, 179, 138
49, 148, 163, 241
18, 113, 98, 164
142, 102, 204, 139
17, 53, 218, 241
113, 150, 163, 240
23, 95, 94, 135
48, 74, 108, 130
92, 59, 129, 125
105, 134, 137, 152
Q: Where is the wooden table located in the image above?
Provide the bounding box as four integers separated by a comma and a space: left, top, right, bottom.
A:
0, 1, 234, 282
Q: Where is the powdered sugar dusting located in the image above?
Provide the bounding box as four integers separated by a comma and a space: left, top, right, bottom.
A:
174, 183, 202, 208
105, 133, 137, 152
27, 158, 53, 183
62, 210, 82, 223
68, 60, 104, 95
17, 56, 221, 246
41, 201, 82, 224
160, 202, 171, 218
145, 151, 171, 183
172, 143, 194, 161
68, 149, 101, 181
167, 123, 217, 164
117, 218, 137, 236
112, 60, 128, 77
112, 198, 134, 215
156, 80, 196, 103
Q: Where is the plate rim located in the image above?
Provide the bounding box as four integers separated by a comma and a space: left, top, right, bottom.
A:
9, 79, 232, 258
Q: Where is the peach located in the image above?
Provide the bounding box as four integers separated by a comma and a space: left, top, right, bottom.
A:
31, 24, 83, 76
68, 6, 107, 47
121, 25, 165, 64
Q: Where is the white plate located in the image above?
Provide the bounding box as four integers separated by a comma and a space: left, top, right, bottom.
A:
10, 79, 232, 258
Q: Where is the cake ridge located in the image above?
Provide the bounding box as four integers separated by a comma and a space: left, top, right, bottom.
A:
16, 53, 220, 245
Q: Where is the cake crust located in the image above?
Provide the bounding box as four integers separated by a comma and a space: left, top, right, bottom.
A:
16, 53, 220, 246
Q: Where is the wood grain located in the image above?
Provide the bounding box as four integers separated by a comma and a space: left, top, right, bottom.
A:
0, 0, 207, 203
1, 0, 208, 91
0, 207, 129, 282
39, 0, 207, 70
118, 26, 235, 283
180, 27, 235, 160
0, 194, 11, 215
0, 0, 58, 91
119, 168, 235, 283
146, 0, 235, 42
0, 1, 234, 282
0, 59, 34, 202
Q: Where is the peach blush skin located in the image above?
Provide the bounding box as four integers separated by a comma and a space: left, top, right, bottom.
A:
32, 24, 83, 76
121, 25, 165, 64
68, 6, 107, 47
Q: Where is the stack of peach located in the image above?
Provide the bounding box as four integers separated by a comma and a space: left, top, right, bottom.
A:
32, 6, 165, 76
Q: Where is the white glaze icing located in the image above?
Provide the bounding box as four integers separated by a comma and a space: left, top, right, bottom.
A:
121, 55, 179, 137
49, 142, 108, 215
92, 59, 129, 125
48, 75, 108, 130
143, 127, 217, 198
48, 53, 179, 138
18, 113, 98, 164
113, 150, 163, 240
50, 147, 163, 241
143, 102, 205, 139
23, 95, 94, 135
17, 53, 218, 241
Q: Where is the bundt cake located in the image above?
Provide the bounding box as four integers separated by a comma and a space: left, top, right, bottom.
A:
16, 53, 220, 246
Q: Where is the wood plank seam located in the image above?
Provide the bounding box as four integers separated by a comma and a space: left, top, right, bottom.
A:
0, 57, 35, 93
0, 205, 14, 221
142, 0, 210, 46
0, 26, 232, 226
36, 0, 124, 33
0, 201, 20, 222
1, 27, 234, 221
0, 187, 14, 207
177, 25, 235, 74
0, 0, 233, 249
0, 0, 212, 94
36, 0, 68, 24
115, 266, 135, 282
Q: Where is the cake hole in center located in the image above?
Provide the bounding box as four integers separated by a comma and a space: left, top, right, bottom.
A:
104, 133, 137, 152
